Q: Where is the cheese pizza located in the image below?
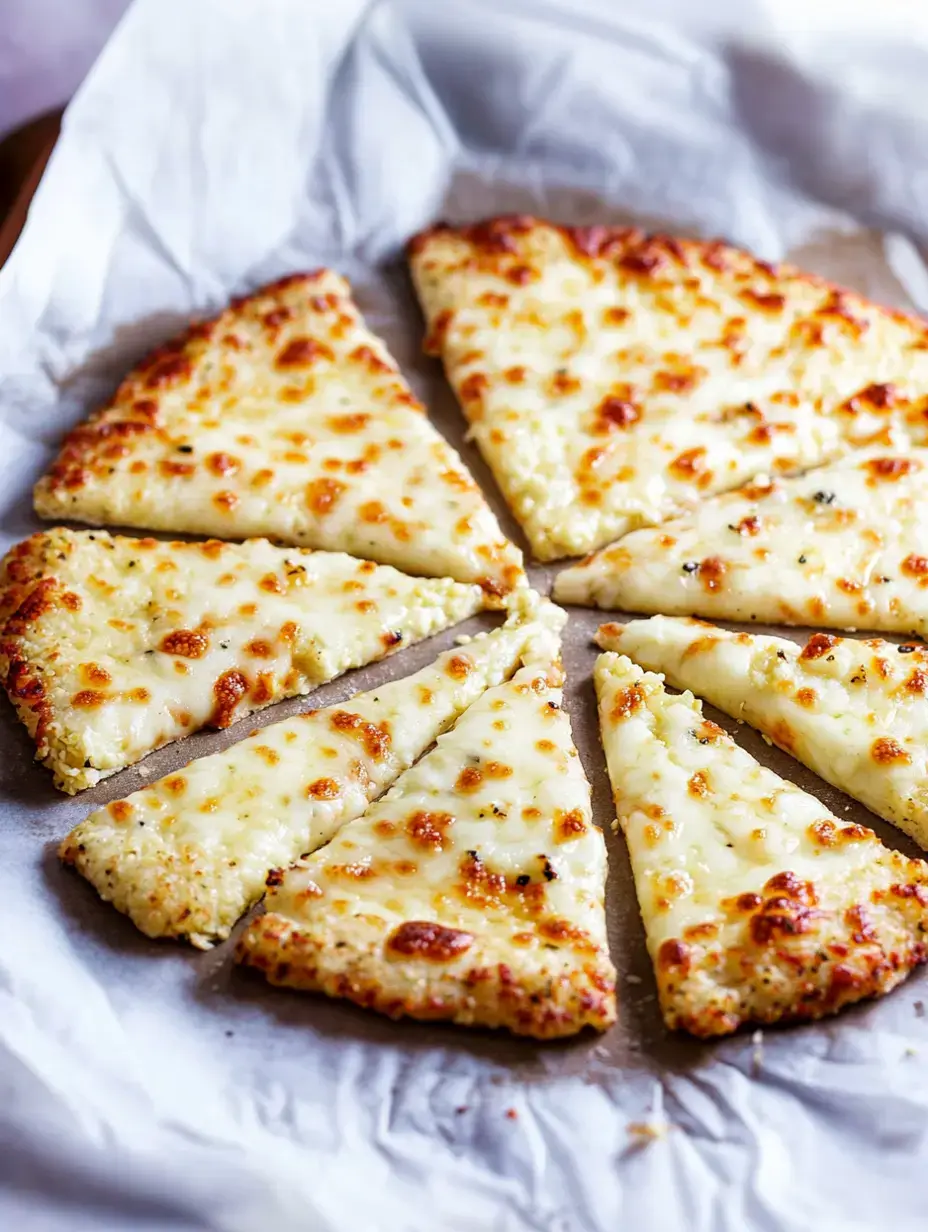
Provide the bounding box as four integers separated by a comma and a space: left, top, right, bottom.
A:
33, 272, 523, 597
60, 594, 557, 946
598, 616, 928, 851
236, 613, 617, 1038
595, 651, 928, 1036
0, 528, 486, 792
557, 449, 928, 635
409, 215, 928, 561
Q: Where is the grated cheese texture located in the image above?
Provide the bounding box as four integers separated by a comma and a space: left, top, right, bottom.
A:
557, 448, 928, 635
236, 616, 617, 1038
410, 215, 928, 561
598, 616, 928, 853
0, 528, 486, 792
59, 593, 560, 946
595, 651, 928, 1037
33, 272, 523, 596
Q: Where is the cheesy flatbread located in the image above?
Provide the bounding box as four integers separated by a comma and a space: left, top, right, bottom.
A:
34, 272, 523, 596
0, 528, 486, 792
595, 651, 928, 1036
60, 594, 557, 946
409, 215, 928, 562
236, 615, 617, 1038
598, 616, 928, 852
557, 449, 928, 633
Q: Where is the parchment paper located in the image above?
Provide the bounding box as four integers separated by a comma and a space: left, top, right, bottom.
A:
4, 1, 928, 1228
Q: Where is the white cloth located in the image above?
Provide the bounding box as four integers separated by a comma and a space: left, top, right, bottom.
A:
0, 0, 128, 139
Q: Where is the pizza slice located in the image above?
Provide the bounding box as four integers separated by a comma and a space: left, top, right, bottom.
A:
595, 650, 928, 1036
557, 448, 928, 634
33, 272, 523, 596
409, 215, 928, 562
597, 616, 928, 851
236, 614, 617, 1038
60, 593, 559, 946
0, 528, 488, 792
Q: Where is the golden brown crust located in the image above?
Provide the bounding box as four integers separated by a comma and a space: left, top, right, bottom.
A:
658, 859, 928, 1038
409, 215, 928, 335
0, 531, 75, 760
236, 910, 617, 1039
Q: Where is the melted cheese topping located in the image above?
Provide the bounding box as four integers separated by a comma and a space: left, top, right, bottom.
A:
410, 216, 928, 561
33, 272, 523, 595
236, 642, 616, 1039
595, 651, 928, 1037
557, 449, 928, 633
60, 596, 560, 946
599, 616, 928, 853
0, 528, 485, 792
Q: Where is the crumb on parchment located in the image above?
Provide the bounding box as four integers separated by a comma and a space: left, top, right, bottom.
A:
627, 1121, 668, 1144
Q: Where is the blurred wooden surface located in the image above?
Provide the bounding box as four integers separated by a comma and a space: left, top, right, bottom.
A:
0, 110, 61, 266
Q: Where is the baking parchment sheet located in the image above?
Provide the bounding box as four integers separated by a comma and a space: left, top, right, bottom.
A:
4, 1, 928, 1228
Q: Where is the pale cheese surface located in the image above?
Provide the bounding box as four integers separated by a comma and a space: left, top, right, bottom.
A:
0, 528, 484, 792
33, 272, 523, 594
595, 651, 928, 1036
557, 449, 928, 634
60, 597, 559, 946
410, 216, 928, 561
599, 616, 928, 851
237, 626, 617, 1038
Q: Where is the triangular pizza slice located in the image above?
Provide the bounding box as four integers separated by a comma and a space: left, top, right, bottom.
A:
410, 215, 928, 562
557, 448, 928, 634
597, 616, 928, 852
33, 272, 523, 596
60, 594, 558, 947
0, 528, 487, 792
594, 650, 928, 1036
236, 613, 617, 1038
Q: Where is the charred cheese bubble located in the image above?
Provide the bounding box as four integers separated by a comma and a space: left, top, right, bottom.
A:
0, 528, 489, 793
409, 215, 928, 562
598, 616, 928, 852
236, 615, 617, 1039
60, 595, 561, 947
557, 448, 928, 633
594, 651, 928, 1038
33, 272, 523, 597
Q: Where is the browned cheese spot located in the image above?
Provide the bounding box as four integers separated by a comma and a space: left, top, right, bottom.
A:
800, 632, 838, 661
593, 393, 641, 433
211, 670, 249, 728
386, 921, 474, 962
731, 515, 761, 537
159, 628, 210, 658
405, 811, 454, 850
306, 777, 341, 799
446, 654, 472, 680
871, 737, 911, 765
306, 477, 346, 516
697, 556, 727, 593
669, 446, 710, 487
276, 337, 334, 368
687, 770, 710, 798
71, 689, 108, 708
865, 456, 913, 483
330, 710, 391, 760
207, 452, 240, 477
610, 683, 644, 721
